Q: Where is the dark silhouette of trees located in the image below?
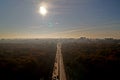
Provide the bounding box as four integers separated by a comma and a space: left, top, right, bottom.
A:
62, 40, 120, 80
0, 40, 57, 80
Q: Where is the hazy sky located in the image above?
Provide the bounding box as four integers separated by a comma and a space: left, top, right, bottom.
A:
0, 0, 120, 39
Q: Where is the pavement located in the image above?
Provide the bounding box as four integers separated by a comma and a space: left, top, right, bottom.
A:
52, 43, 66, 80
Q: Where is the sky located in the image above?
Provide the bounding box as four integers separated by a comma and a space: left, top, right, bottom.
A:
0, 0, 120, 39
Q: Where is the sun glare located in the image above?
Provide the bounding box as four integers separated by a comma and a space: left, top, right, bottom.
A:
39, 6, 47, 16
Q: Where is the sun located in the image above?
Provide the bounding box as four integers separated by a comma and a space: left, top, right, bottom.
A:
39, 6, 47, 16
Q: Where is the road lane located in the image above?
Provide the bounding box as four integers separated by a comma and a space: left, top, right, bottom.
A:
52, 43, 66, 80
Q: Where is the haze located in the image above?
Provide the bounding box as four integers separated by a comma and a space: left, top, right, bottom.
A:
0, 0, 120, 39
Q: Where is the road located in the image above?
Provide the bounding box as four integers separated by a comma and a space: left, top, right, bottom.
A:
52, 42, 67, 80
